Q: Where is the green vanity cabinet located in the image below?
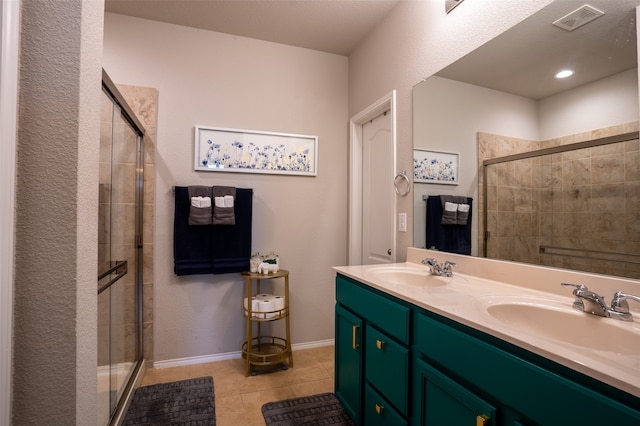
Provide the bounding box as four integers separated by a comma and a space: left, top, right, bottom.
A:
413, 312, 640, 425
335, 273, 640, 426
335, 274, 411, 425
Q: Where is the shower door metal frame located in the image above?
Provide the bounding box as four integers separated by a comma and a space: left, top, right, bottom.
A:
100, 69, 146, 425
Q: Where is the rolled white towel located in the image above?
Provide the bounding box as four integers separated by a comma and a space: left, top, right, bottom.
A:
199, 196, 211, 208
214, 196, 226, 208
192, 196, 210, 208
223, 195, 234, 207
457, 203, 470, 225
444, 202, 458, 212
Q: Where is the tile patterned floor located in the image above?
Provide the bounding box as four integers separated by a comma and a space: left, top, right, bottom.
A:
139, 345, 335, 425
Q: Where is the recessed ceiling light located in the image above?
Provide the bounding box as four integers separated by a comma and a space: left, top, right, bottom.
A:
555, 70, 574, 79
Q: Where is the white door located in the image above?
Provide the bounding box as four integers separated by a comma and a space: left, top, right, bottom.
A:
362, 111, 393, 264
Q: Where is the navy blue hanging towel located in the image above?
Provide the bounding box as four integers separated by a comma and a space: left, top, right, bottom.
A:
425, 195, 472, 255
174, 186, 252, 275
211, 187, 252, 274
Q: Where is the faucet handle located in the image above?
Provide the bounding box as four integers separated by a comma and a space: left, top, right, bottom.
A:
611, 291, 630, 313
609, 291, 639, 321
421, 258, 437, 265
561, 283, 588, 311
561, 282, 588, 294
442, 260, 456, 273
611, 291, 640, 312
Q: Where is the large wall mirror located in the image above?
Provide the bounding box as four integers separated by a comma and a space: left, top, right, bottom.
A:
413, 0, 640, 280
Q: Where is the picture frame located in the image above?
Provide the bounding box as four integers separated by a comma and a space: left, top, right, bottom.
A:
194, 125, 318, 176
413, 149, 459, 185
445, 0, 465, 13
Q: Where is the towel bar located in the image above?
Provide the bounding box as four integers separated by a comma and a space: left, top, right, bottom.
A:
539, 246, 640, 265
394, 170, 411, 196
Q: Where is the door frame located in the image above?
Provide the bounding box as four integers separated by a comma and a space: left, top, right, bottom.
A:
0, 0, 20, 422
348, 90, 397, 265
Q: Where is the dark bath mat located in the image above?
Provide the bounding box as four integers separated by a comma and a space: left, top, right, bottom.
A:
122, 376, 215, 425
262, 392, 354, 426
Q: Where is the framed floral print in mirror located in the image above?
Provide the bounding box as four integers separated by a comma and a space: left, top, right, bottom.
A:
445, 0, 465, 14
195, 126, 318, 176
413, 149, 459, 185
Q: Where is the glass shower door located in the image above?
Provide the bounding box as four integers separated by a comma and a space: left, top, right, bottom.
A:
97, 85, 143, 425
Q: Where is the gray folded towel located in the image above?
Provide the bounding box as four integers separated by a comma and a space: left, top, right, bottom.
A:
212, 186, 236, 225
188, 186, 212, 225
441, 201, 458, 225
457, 203, 470, 225
440, 195, 468, 226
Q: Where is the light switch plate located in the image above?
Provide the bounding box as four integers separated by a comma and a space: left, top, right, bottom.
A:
399, 213, 407, 232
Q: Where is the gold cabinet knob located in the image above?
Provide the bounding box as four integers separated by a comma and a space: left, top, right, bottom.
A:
476, 414, 490, 426
375, 403, 384, 414
376, 339, 385, 350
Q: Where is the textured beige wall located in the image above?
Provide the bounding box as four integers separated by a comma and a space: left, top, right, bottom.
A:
103, 13, 349, 361
13, 0, 103, 424
101, 1, 555, 362
349, 0, 554, 260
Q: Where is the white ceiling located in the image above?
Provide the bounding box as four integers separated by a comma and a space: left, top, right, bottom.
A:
105, 0, 638, 99
104, 0, 401, 56
436, 0, 639, 99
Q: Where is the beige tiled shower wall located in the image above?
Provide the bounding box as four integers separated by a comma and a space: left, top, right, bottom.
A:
478, 121, 640, 279
117, 84, 158, 366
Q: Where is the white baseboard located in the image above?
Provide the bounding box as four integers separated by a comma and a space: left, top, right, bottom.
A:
153, 338, 334, 369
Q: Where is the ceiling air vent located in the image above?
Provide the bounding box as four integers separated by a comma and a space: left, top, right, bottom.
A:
552, 4, 604, 32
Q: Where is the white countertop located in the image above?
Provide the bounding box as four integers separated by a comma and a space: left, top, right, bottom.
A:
333, 248, 640, 399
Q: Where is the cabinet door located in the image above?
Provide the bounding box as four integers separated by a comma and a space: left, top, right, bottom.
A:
335, 304, 362, 424
414, 358, 497, 426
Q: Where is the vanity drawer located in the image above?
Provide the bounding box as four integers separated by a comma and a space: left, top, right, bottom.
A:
364, 382, 407, 426
365, 324, 409, 416
336, 274, 410, 344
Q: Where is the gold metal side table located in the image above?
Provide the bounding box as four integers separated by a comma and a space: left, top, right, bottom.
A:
241, 269, 293, 376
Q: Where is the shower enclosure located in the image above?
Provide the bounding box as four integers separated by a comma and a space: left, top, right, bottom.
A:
97, 70, 145, 426
482, 129, 640, 280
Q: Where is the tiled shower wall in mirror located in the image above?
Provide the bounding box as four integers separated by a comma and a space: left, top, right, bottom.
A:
478, 122, 640, 279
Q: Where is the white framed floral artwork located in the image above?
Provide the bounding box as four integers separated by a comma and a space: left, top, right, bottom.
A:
195, 126, 318, 176
413, 149, 459, 185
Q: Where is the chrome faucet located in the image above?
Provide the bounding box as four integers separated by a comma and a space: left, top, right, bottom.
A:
561, 283, 638, 322
561, 283, 608, 317
421, 258, 456, 277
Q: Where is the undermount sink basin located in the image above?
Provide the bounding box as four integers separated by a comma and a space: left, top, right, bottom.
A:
365, 265, 465, 287
484, 299, 640, 355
